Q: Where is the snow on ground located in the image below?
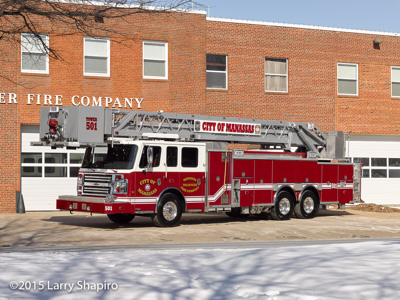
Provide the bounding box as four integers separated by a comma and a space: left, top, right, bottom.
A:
0, 241, 400, 300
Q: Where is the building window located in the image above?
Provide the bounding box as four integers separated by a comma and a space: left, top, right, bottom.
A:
206, 54, 227, 89
265, 58, 288, 92
353, 156, 400, 179
21, 152, 84, 178
338, 63, 358, 96
21, 33, 49, 74
84, 37, 110, 76
391, 67, 400, 97
143, 41, 168, 79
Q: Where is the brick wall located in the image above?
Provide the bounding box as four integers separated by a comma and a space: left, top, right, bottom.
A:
206, 20, 400, 134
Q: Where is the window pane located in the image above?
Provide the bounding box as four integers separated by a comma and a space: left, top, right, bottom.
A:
167, 147, 178, 167
207, 72, 226, 89
265, 75, 287, 92
207, 54, 226, 71
265, 58, 287, 74
389, 158, 400, 167
45, 153, 67, 164
371, 169, 387, 178
338, 80, 357, 95
21, 153, 42, 163
389, 169, 400, 178
85, 39, 108, 56
144, 60, 166, 77
22, 53, 47, 71
45, 167, 67, 177
21, 34, 47, 53
144, 43, 165, 60
392, 83, 400, 97
392, 68, 400, 82
70, 167, 80, 177
21, 167, 42, 177
85, 57, 108, 74
362, 169, 370, 178
353, 157, 369, 166
371, 158, 387, 167
139, 146, 161, 168
338, 64, 357, 79
182, 148, 198, 168
70, 153, 84, 164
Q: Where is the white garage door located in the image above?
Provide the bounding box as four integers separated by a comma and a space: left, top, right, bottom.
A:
348, 135, 400, 205
21, 125, 85, 211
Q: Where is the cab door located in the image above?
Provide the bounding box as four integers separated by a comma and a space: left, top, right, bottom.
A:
134, 145, 165, 212
179, 145, 206, 211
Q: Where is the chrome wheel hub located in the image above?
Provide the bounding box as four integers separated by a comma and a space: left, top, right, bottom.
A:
279, 198, 291, 215
163, 201, 178, 221
303, 197, 315, 214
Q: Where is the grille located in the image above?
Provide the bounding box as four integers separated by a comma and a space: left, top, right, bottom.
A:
83, 174, 112, 196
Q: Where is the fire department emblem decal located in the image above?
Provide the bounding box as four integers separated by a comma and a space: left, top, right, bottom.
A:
194, 121, 201, 132
145, 184, 151, 192
255, 124, 261, 134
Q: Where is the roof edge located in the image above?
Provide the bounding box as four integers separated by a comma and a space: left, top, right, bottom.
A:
207, 16, 400, 37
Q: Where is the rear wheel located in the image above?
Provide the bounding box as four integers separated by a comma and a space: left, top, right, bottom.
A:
294, 190, 320, 219
152, 193, 183, 227
271, 191, 294, 220
107, 213, 135, 224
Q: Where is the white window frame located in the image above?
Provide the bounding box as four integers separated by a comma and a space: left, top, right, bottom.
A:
337, 63, 358, 96
21, 152, 85, 178
143, 40, 168, 80
265, 58, 288, 93
21, 33, 49, 74
83, 37, 110, 77
391, 66, 400, 98
206, 54, 228, 90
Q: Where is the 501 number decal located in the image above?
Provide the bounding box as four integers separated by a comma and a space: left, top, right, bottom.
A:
86, 117, 98, 131
105, 206, 113, 211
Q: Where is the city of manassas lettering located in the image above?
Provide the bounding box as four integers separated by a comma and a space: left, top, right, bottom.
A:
194, 120, 261, 135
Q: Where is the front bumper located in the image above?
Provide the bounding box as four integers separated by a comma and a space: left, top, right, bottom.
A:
57, 195, 133, 214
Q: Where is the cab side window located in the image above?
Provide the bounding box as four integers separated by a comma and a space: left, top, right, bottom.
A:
182, 147, 198, 168
139, 146, 161, 168
167, 147, 178, 167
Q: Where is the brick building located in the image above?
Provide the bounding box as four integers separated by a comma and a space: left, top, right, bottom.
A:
1, 5, 400, 212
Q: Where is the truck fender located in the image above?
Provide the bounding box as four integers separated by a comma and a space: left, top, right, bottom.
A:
273, 185, 296, 205
157, 187, 187, 212
298, 185, 320, 203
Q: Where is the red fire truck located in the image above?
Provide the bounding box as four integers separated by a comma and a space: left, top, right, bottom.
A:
33, 106, 361, 227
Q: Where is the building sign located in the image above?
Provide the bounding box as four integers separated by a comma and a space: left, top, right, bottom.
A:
194, 120, 261, 135
0, 92, 144, 109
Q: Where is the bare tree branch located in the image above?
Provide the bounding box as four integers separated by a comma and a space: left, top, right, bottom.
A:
0, 0, 204, 61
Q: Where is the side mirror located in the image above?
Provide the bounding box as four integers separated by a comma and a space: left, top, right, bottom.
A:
147, 146, 154, 168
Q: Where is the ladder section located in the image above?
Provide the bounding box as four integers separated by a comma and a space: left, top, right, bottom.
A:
35, 106, 343, 159
112, 110, 327, 156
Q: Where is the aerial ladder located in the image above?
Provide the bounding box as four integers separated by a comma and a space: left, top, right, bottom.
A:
33, 106, 346, 160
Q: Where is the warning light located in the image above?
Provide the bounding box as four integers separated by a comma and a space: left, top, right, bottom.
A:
49, 119, 58, 134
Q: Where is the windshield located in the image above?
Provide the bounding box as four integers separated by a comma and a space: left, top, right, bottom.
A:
82, 145, 138, 170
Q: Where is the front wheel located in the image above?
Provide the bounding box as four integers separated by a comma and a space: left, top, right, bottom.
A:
152, 193, 183, 227
294, 190, 320, 219
107, 213, 135, 224
271, 191, 294, 220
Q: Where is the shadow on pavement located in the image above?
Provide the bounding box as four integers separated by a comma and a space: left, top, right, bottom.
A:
42, 209, 353, 229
